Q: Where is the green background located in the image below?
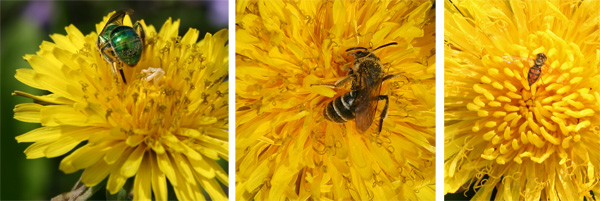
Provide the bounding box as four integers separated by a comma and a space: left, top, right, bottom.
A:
1, 1, 227, 200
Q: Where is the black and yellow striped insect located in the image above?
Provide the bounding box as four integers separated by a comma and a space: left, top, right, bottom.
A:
322, 42, 400, 133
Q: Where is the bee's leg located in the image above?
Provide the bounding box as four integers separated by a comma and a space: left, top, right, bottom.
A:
377, 95, 390, 134
382, 73, 408, 88
341, 62, 353, 71
111, 62, 127, 84
382, 74, 402, 82
134, 21, 146, 45
102, 46, 118, 63
109, 62, 118, 82
96, 37, 107, 54
119, 69, 127, 84
333, 74, 355, 87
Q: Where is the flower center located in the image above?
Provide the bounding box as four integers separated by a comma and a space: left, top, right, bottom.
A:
106, 59, 226, 153
468, 46, 595, 165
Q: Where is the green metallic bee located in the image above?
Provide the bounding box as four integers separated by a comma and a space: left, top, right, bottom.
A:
96, 9, 145, 84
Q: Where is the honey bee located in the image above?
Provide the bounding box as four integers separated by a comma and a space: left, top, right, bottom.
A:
321, 42, 400, 133
527, 53, 547, 86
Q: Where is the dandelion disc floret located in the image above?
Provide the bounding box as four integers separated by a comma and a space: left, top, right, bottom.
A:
236, 0, 436, 200
445, 0, 600, 200
13, 11, 228, 200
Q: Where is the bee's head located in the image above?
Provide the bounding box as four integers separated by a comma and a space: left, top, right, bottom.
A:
345, 42, 398, 59
535, 53, 547, 65
349, 50, 371, 59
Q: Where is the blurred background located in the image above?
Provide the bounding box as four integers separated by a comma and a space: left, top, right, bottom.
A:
1, 1, 227, 200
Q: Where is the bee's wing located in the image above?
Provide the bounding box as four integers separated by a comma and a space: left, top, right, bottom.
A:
100, 9, 133, 34
355, 70, 382, 133
500, 55, 531, 65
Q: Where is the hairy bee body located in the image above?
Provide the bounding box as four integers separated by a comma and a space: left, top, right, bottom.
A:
322, 42, 398, 133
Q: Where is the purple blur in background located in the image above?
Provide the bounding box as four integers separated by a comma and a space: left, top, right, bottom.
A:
208, 0, 228, 27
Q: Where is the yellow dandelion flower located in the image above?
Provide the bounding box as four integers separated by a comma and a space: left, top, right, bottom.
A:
236, 0, 435, 200
445, 0, 600, 200
13, 11, 228, 200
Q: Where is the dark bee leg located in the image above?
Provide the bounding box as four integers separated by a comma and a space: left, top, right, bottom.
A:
377, 95, 390, 134
382, 74, 402, 82
119, 68, 127, 84
111, 62, 127, 84
134, 22, 145, 46
374, 74, 400, 133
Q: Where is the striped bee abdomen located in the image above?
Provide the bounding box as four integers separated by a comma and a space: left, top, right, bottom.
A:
527, 53, 547, 86
527, 66, 541, 86
324, 91, 357, 123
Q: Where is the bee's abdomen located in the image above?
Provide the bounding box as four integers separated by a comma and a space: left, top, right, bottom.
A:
324, 91, 356, 123
528, 67, 541, 86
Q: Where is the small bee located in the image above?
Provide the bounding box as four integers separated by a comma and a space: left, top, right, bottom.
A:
321, 42, 400, 133
527, 53, 547, 86
96, 9, 146, 84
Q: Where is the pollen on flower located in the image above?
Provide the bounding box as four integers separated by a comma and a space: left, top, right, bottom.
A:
141, 67, 165, 83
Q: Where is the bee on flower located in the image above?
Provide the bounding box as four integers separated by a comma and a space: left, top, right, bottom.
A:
236, 0, 436, 200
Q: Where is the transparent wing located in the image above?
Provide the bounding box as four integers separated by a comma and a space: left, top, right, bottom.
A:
500, 55, 531, 65
355, 68, 382, 133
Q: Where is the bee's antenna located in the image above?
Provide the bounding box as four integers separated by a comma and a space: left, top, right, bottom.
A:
449, 0, 466, 17
374, 42, 398, 51
347, 42, 397, 52
346, 47, 368, 52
